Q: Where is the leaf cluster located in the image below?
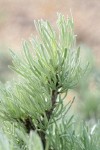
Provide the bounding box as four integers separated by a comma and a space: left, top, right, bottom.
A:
0, 13, 98, 150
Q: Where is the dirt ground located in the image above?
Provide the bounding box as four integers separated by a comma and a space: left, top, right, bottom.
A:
0, 0, 100, 65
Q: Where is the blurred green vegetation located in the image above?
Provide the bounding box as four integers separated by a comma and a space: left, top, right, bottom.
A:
0, 45, 13, 82
75, 45, 100, 122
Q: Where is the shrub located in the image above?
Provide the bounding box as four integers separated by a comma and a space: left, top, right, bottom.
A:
0, 13, 99, 150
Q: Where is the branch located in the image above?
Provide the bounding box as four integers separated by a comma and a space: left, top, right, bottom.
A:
45, 89, 58, 120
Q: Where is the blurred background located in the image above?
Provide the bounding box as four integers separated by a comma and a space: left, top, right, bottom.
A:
0, 0, 100, 123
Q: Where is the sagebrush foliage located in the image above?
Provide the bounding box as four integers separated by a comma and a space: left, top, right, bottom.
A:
0, 14, 99, 150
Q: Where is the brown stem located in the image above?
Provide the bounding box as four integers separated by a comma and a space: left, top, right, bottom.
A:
46, 89, 58, 120
41, 88, 58, 150
19, 117, 35, 133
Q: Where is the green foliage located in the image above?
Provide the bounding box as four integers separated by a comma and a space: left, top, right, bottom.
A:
0, 49, 12, 82
76, 63, 100, 121
0, 13, 99, 150
80, 89, 100, 120
0, 129, 43, 150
